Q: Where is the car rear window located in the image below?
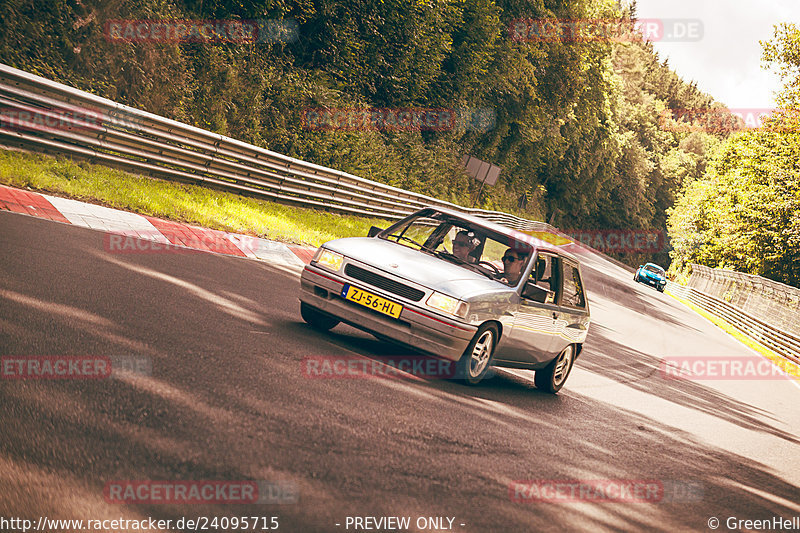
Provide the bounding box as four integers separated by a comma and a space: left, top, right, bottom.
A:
561, 262, 586, 309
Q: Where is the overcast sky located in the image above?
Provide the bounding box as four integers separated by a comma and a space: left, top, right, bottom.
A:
633, 0, 797, 109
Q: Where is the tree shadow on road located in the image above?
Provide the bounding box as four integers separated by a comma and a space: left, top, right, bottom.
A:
573, 324, 799, 445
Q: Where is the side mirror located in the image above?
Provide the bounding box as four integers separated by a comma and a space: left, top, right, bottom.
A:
638, 265, 643, 269
368, 226, 383, 237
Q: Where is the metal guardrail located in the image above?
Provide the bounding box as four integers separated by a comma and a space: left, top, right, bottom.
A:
667, 282, 800, 365
0, 62, 547, 231
688, 264, 800, 337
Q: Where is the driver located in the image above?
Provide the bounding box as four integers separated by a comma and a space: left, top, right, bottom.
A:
452, 230, 479, 263
499, 248, 528, 285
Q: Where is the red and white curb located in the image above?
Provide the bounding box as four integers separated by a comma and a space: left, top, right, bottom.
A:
0, 184, 316, 266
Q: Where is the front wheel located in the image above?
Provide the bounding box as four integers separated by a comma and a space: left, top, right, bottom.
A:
534, 345, 575, 394
300, 302, 339, 331
456, 324, 498, 385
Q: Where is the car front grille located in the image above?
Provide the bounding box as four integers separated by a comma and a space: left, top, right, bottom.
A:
344, 264, 425, 302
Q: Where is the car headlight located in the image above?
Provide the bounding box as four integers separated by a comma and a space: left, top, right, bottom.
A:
314, 248, 344, 271
426, 292, 469, 319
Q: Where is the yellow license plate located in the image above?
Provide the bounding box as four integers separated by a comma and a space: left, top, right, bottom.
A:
342, 285, 403, 318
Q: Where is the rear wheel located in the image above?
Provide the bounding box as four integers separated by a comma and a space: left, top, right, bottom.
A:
300, 302, 339, 331
534, 345, 575, 394
456, 324, 498, 385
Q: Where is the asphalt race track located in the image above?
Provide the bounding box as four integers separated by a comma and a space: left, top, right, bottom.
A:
1, 210, 799, 532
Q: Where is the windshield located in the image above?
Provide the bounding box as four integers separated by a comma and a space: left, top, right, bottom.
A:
380, 211, 533, 285
644, 264, 665, 274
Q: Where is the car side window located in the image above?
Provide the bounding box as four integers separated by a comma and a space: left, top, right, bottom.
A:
561, 261, 586, 309
524, 253, 559, 304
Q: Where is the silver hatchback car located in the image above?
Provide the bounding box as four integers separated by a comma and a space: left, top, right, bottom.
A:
299, 207, 590, 393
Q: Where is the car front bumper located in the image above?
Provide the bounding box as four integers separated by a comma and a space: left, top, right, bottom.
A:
299, 264, 477, 361
638, 274, 666, 288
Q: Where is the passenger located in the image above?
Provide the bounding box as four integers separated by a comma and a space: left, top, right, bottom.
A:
452, 230, 478, 263
499, 248, 528, 285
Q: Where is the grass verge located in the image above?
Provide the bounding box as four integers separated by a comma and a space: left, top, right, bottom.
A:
665, 289, 800, 380
0, 148, 391, 247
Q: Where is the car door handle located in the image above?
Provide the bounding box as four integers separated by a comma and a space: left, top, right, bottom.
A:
552, 312, 558, 319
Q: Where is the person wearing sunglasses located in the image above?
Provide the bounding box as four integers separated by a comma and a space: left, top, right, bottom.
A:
499, 248, 528, 285
452, 230, 479, 263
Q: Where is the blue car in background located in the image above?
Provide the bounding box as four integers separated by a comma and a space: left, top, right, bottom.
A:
634, 263, 667, 292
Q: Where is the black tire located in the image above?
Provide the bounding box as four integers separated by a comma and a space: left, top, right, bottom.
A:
657, 286, 664, 293
534, 345, 575, 394
456, 323, 499, 385
300, 302, 339, 331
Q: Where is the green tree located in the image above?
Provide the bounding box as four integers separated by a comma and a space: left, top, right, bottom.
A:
762, 23, 800, 107
667, 23, 800, 286
0, 0, 728, 262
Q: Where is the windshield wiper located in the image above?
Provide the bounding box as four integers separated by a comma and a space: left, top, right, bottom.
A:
390, 235, 424, 248
468, 264, 498, 280
432, 250, 497, 279
435, 250, 467, 264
